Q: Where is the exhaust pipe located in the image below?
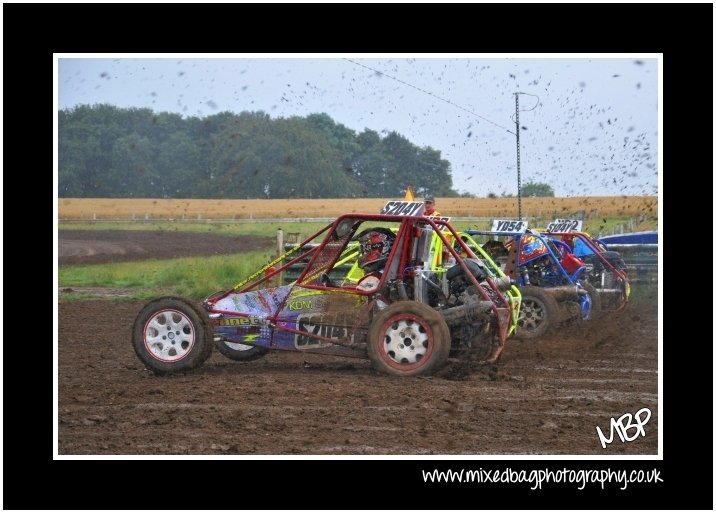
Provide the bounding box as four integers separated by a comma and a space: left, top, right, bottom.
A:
544, 285, 581, 301
491, 275, 513, 291
441, 295, 493, 324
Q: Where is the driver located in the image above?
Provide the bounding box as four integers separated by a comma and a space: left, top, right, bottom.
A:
354, 228, 396, 291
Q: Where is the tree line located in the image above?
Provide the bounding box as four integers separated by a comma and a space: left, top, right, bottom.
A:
59, 105, 460, 199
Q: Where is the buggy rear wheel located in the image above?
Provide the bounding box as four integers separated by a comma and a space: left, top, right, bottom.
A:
215, 340, 269, 361
367, 301, 450, 376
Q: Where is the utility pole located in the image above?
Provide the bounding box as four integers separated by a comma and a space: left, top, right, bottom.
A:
514, 92, 522, 220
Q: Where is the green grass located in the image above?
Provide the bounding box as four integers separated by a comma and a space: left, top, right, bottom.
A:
58, 217, 658, 302
59, 292, 148, 302
60, 215, 657, 239
59, 250, 277, 300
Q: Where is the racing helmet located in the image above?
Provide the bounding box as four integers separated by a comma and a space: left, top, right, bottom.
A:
356, 228, 395, 272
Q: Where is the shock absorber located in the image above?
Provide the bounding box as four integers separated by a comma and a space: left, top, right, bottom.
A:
521, 268, 530, 285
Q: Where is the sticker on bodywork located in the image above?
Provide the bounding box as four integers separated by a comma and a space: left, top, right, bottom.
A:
294, 312, 355, 349
216, 317, 270, 326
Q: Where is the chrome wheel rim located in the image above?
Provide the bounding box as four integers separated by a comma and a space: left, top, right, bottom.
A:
143, 309, 196, 362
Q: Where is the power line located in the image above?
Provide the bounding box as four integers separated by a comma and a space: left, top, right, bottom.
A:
344, 58, 515, 135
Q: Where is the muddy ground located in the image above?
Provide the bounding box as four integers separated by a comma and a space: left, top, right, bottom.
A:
57, 229, 659, 456
58, 229, 274, 266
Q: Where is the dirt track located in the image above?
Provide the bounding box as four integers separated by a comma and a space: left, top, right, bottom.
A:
58, 230, 659, 455
58, 229, 273, 265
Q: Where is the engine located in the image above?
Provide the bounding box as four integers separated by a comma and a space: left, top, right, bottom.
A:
582, 250, 627, 290
519, 256, 568, 287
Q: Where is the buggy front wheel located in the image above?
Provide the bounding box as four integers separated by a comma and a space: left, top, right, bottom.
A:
514, 286, 559, 340
132, 297, 213, 374
367, 301, 450, 376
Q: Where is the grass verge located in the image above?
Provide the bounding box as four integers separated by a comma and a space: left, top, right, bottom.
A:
59, 216, 657, 239
59, 250, 276, 300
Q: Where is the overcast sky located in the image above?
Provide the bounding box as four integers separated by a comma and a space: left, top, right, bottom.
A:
57, 54, 659, 197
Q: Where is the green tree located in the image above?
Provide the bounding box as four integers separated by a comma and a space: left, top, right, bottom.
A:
303, 113, 359, 168
206, 112, 360, 199
110, 134, 160, 197
155, 132, 204, 198
58, 105, 460, 199
521, 181, 555, 197
349, 130, 455, 198
59, 105, 125, 196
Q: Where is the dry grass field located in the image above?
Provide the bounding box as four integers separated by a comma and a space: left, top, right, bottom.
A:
59, 196, 657, 221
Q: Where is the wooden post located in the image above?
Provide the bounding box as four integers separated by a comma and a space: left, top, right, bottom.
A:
276, 228, 284, 286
